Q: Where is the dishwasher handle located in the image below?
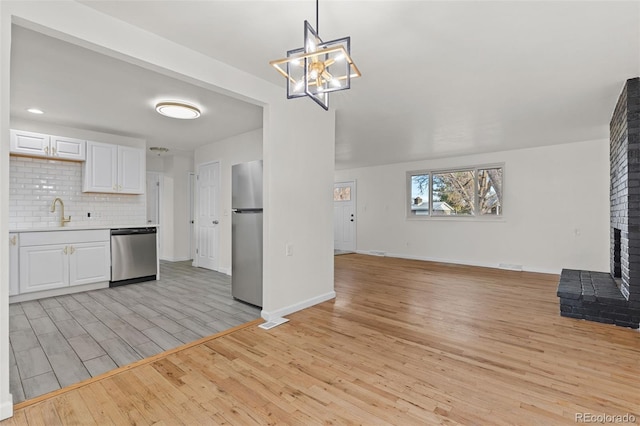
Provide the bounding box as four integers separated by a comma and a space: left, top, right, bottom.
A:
110, 227, 157, 236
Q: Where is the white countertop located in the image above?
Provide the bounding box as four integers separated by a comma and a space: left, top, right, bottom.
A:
9, 224, 159, 233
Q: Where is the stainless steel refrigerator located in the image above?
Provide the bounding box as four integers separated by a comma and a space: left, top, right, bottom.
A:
231, 160, 263, 307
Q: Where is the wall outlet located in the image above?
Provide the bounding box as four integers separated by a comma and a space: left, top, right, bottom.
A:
285, 243, 293, 256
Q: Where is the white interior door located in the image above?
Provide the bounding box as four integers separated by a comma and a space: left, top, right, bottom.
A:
146, 172, 160, 225
334, 181, 356, 252
196, 162, 220, 270
189, 173, 195, 261
146, 172, 162, 258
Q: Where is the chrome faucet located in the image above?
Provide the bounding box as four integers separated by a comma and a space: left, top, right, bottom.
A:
50, 197, 71, 227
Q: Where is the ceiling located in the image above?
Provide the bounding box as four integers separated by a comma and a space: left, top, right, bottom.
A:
10, 25, 264, 158
11, 1, 640, 169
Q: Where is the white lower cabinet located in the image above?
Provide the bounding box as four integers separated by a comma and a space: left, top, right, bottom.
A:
69, 242, 110, 286
18, 230, 110, 295
20, 244, 69, 293
9, 233, 19, 296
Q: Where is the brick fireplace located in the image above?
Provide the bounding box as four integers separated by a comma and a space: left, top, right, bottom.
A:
557, 77, 640, 328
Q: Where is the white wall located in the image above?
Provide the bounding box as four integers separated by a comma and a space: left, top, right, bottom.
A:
194, 128, 262, 274
335, 139, 610, 274
262, 102, 335, 318
0, 3, 335, 418
0, 3, 10, 419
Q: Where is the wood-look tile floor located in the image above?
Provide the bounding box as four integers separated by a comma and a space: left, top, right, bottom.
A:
8, 261, 261, 403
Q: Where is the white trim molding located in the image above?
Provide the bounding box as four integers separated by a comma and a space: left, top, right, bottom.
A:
0, 398, 13, 421
261, 290, 336, 322
355, 250, 561, 275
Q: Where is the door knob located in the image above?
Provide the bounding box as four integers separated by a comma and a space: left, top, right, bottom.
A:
212, 220, 219, 224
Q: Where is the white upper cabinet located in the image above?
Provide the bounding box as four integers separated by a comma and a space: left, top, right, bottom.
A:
83, 141, 145, 194
50, 135, 86, 160
118, 145, 145, 194
10, 129, 86, 161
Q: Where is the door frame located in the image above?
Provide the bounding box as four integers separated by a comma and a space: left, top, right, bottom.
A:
146, 171, 163, 258
193, 160, 221, 270
334, 180, 357, 252
188, 172, 196, 261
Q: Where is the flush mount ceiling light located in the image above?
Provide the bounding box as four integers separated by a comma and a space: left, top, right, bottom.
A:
149, 146, 170, 156
155, 101, 201, 119
27, 108, 44, 114
269, 0, 361, 111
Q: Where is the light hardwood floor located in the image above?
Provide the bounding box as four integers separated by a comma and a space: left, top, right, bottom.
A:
3, 254, 640, 425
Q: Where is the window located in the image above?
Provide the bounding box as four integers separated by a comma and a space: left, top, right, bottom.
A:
407, 165, 503, 218
334, 186, 351, 201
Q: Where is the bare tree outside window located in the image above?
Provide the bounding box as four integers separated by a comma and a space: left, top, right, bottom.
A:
406, 165, 503, 218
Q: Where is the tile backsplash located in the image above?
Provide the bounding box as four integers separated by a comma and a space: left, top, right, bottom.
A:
9, 156, 146, 229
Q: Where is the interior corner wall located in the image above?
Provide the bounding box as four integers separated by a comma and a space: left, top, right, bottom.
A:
335, 139, 610, 274
194, 128, 262, 275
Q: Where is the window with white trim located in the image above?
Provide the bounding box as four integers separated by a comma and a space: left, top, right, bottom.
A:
407, 165, 503, 218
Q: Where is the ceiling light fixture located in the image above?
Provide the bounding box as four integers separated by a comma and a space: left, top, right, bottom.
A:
149, 147, 170, 156
27, 108, 44, 114
269, 0, 361, 111
155, 101, 201, 119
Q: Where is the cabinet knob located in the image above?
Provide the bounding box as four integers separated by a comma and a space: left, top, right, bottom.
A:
9, 235, 17, 246
63, 246, 68, 255
52, 146, 57, 156
70, 246, 75, 255
113, 185, 117, 190
44, 146, 49, 155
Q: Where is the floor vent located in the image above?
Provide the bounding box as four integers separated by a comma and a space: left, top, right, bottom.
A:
259, 317, 290, 330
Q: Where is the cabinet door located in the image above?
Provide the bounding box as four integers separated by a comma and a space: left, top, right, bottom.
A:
69, 241, 110, 286
51, 135, 86, 161
83, 141, 118, 193
118, 146, 145, 194
10, 130, 50, 158
9, 234, 19, 296
19, 244, 69, 293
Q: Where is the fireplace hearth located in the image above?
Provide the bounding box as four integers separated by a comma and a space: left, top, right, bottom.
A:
557, 77, 640, 329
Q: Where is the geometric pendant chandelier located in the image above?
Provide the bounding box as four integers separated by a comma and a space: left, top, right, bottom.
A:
269, 0, 361, 110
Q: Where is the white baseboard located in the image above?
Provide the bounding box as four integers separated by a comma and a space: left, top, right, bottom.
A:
261, 290, 336, 322
160, 256, 192, 262
217, 267, 231, 276
0, 397, 13, 421
355, 250, 560, 275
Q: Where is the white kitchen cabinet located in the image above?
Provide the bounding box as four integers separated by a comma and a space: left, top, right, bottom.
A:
20, 243, 69, 293
69, 241, 110, 286
9, 233, 19, 296
10, 129, 86, 161
50, 135, 86, 160
18, 230, 110, 294
83, 141, 145, 194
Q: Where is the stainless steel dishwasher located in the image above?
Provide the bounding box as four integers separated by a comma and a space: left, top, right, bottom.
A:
110, 227, 157, 287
